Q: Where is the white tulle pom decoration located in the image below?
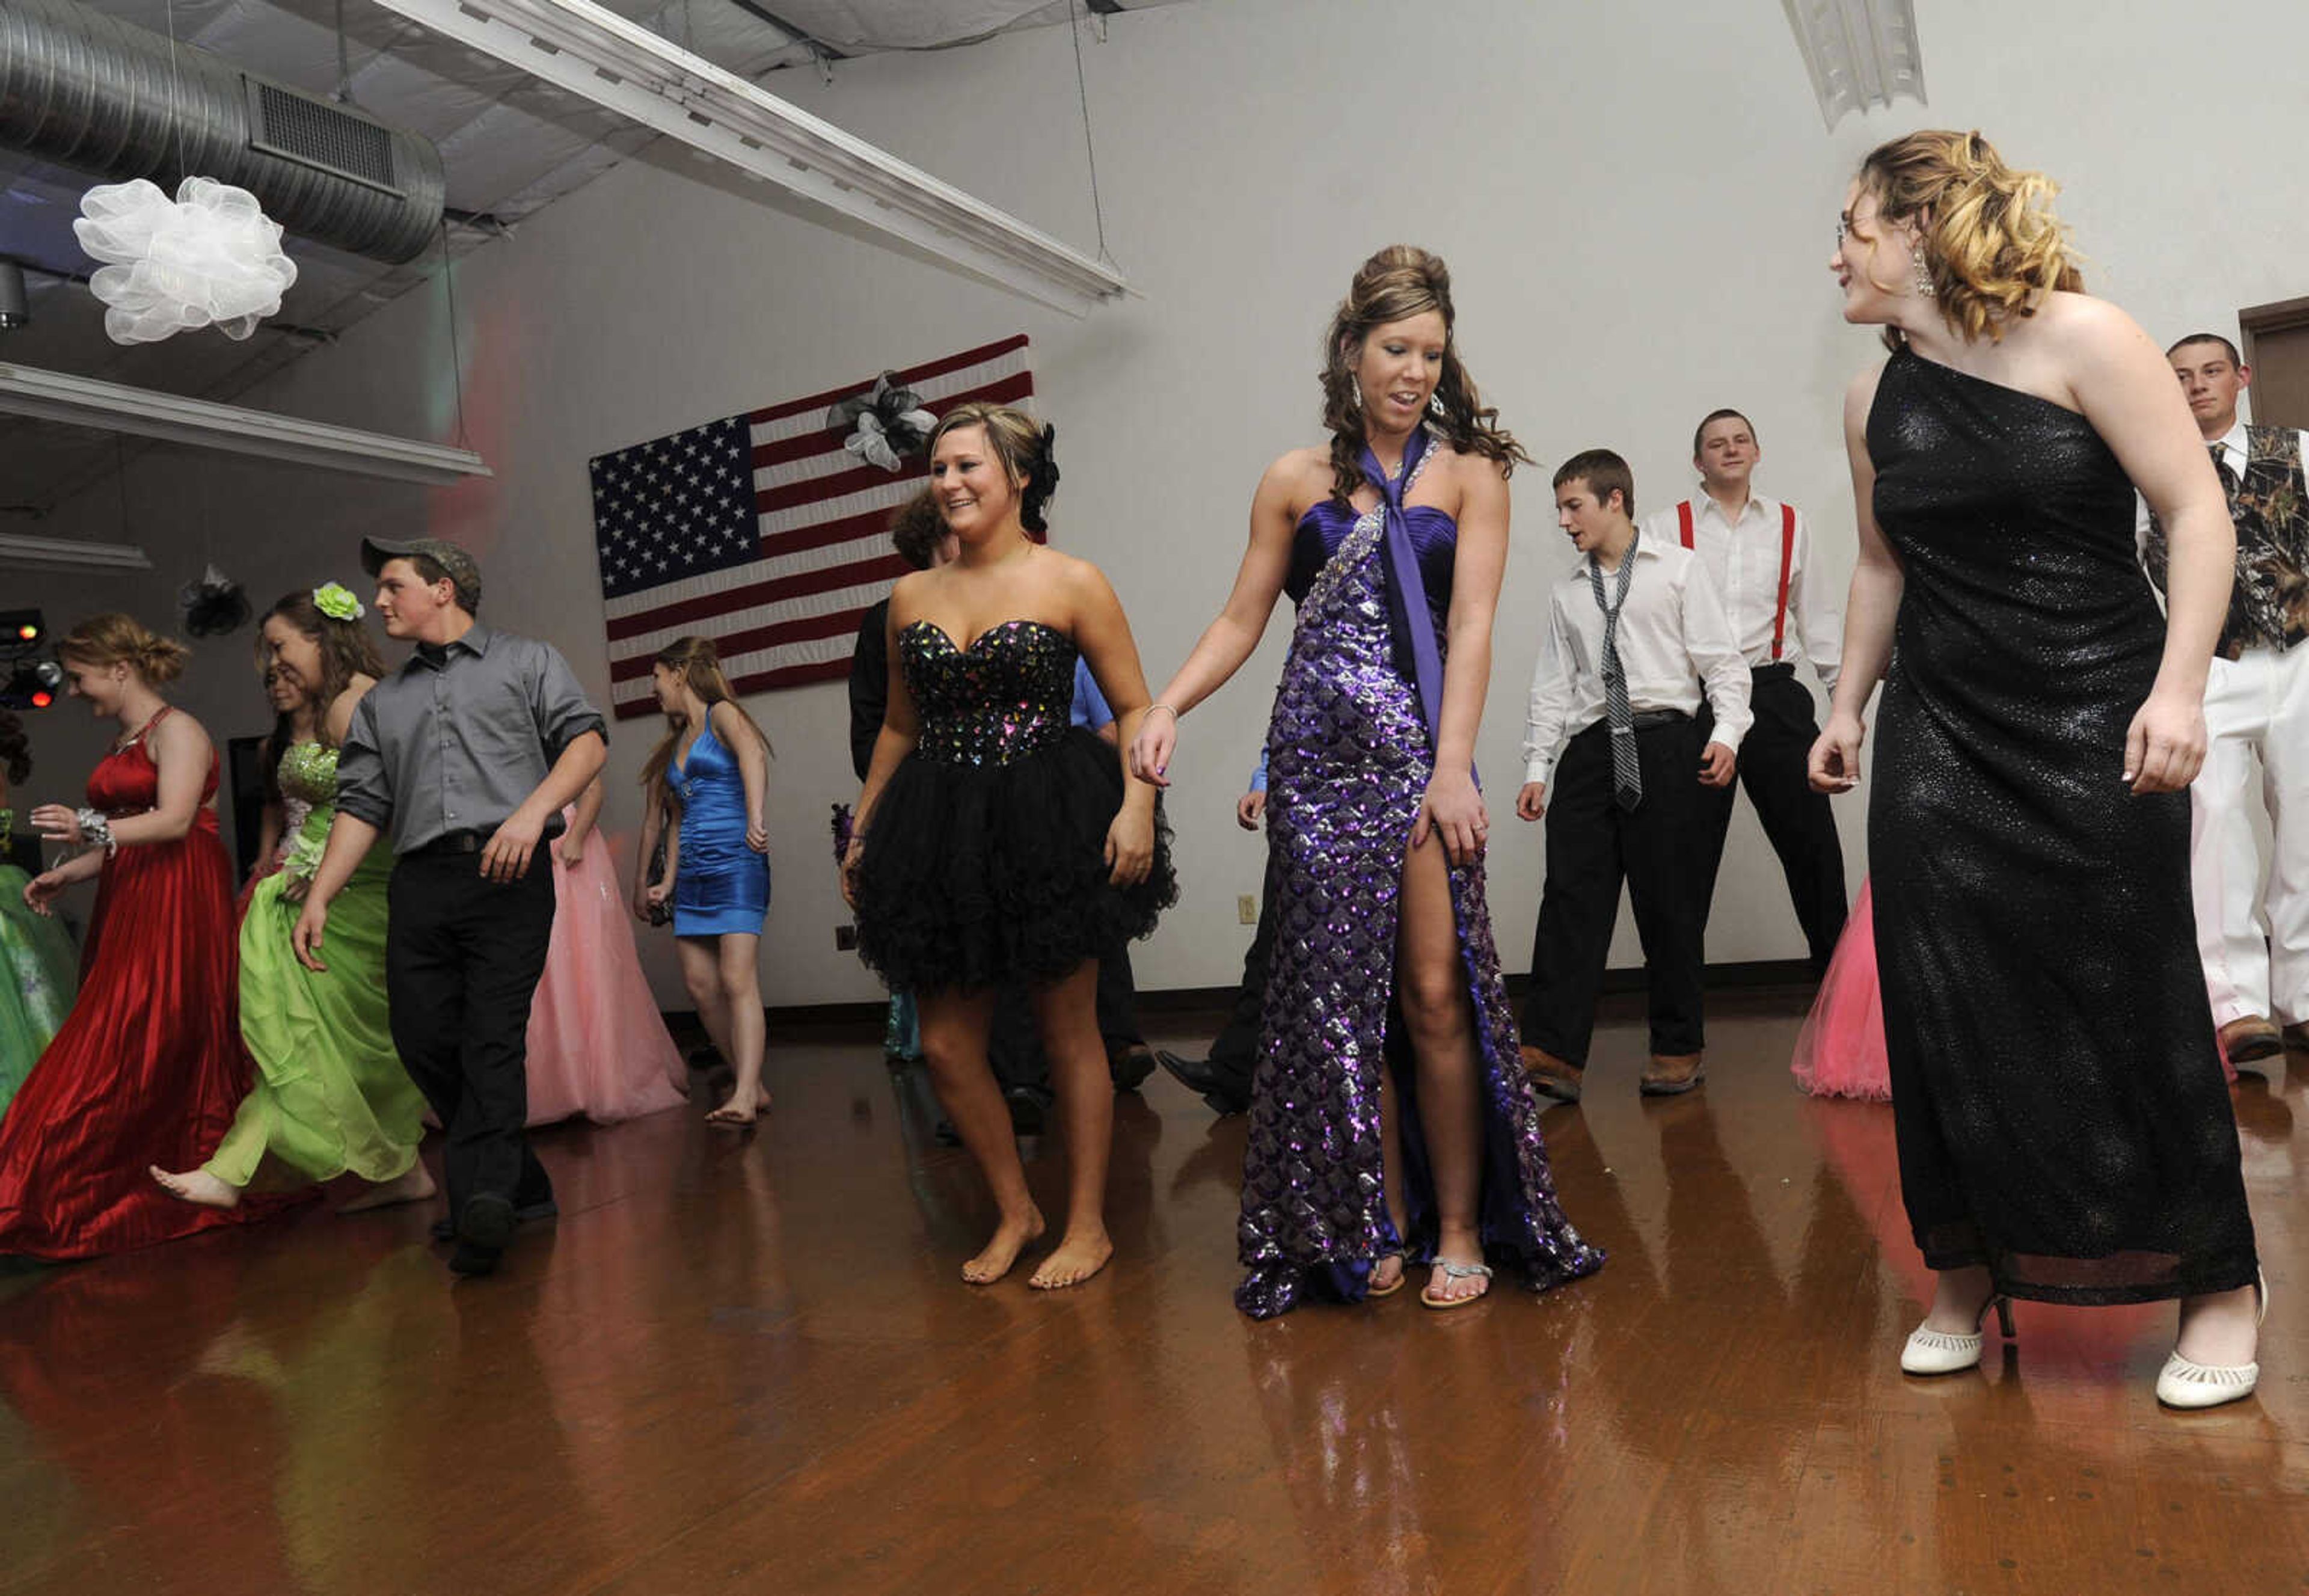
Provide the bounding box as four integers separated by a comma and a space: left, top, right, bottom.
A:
73, 177, 298, 345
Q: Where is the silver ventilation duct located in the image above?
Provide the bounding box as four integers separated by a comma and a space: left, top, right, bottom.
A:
0, 0, 447, 263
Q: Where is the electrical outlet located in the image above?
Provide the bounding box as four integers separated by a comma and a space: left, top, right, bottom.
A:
835, 923, 857, 951
1237, 894, 1258, 925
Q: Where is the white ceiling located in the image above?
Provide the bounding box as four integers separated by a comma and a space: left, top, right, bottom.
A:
0, 0, 1185, 514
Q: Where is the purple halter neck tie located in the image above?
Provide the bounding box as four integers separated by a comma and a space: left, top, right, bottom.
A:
1360, 427, 1445, 749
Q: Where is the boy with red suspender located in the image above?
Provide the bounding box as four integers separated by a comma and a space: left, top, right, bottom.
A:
1644, 410, 1849, 976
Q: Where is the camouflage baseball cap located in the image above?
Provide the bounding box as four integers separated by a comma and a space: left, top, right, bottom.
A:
360, 536, 482, 612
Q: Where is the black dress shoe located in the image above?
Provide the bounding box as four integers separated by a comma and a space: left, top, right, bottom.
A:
1156, 1051, 1251, 1116
447, 1242, 501, 1277
459, 1194, 517, 1251
1004, 1084, 1052, 1135
1108, 1043, 1158, 1093
430, 1196, 559, 1244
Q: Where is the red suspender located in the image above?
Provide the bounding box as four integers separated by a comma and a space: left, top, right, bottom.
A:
1676, 500, 1695, 549
1772, 503, 1796, 661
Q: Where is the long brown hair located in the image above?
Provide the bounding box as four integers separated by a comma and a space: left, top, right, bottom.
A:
1320, 245, 1532, 506
1854, 129, 2083, 348
638, 636, 774, 801
255, 589, 386, 805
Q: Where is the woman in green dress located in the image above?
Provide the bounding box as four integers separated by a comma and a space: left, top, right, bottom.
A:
150, 585, 434, 1212
0, 711, 79, 1118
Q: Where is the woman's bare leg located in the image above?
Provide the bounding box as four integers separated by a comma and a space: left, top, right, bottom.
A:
919, 986, 1045, 1282
1394, 833, 1488, 1304
708, 933, 769, 1122
1025, 962, 1114, 1289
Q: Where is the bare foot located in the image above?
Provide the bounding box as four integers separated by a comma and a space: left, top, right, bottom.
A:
1420, 1254, 1492, 1307
1028, 1228, 1113, 1291
706, 1084, 769, 1126
339, 1163, 438, 1214
961, 1208, 1046, 1284
150, 1165, 242, 1210
1921, 1264, 1998, 1335
1370, 1254, 1406, 1297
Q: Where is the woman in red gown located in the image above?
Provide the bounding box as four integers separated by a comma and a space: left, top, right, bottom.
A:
0, 613, 276, 1258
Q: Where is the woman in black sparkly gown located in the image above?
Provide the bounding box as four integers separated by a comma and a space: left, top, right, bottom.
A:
844, 404, 1174, 1292
1810, 131, 2265, 1408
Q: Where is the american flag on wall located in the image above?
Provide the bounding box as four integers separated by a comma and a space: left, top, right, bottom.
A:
590, 335, 1034, 719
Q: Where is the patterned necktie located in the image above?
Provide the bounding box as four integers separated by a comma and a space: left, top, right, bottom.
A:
2212, 443, 2239, 500
1586, 531, 1642, 812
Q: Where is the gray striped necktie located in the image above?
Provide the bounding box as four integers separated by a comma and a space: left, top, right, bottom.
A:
1586, 534, 1642, 812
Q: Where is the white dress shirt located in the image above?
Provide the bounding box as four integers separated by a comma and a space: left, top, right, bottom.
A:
1640, 491, 1839, 693
1521, 537, 1754, 787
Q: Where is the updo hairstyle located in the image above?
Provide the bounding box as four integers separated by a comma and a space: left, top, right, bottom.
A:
1855, 129, 2084, 345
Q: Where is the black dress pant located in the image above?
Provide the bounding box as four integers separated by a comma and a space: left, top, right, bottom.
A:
1696, 664, 1848, 973
386, 846, 557, 1221
1204, 853, 1281, 1102
1521, 716, 1709, 1066
983, 943, 1142, 1094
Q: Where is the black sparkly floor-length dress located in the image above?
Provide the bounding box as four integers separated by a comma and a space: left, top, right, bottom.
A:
1866, 348, 2257, 1306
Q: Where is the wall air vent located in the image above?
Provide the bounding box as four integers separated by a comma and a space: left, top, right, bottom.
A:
244, 79, 403, 195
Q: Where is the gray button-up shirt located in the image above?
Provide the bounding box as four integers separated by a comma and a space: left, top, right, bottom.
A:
336, 623, 607, 854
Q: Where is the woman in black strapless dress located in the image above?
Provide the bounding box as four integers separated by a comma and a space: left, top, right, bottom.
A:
844, 404, 1174, 1292
1810, 131, 2265, 1409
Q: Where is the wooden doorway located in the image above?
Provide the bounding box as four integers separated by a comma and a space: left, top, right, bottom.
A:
2242, 296, 2309, 430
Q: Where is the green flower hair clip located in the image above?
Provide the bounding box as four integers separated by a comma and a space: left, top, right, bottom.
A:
313, 582, 365, 622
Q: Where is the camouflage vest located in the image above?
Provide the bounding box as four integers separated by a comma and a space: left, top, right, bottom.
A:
2145, 425, 2309, 658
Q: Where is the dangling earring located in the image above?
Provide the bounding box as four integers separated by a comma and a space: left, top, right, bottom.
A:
1349, 375, 1365, 414
1911, 250, 1936, 299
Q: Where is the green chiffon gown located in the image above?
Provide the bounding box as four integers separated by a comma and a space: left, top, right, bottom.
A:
0, 810, 80, 1118
204, 744, 425, 1189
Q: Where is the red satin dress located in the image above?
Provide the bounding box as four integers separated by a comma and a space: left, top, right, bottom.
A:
0, 710, 277, 1258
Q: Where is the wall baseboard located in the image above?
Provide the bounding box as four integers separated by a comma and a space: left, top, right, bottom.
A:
731, 959, 1820, 1033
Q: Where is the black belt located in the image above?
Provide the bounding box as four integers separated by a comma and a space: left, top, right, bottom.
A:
1584, 710, 1690, 735
408, 828, 490, 858
1752, 661, 1797, 680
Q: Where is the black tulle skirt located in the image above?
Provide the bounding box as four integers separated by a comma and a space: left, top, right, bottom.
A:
853, 728, 1176, 993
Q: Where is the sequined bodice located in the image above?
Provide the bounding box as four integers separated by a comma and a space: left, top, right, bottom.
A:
277, 742, 341, 806
1289, 500, 1459, 619
898, 619, 1076, 767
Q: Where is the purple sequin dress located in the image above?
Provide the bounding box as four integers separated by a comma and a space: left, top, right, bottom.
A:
1235, 431, 1604, 1318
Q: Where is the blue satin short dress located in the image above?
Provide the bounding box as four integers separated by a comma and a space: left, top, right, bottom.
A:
670, 720, 771, 937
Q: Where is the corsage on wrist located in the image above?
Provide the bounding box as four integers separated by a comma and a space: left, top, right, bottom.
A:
284, 833, 327, 885
75, 808, 117, 858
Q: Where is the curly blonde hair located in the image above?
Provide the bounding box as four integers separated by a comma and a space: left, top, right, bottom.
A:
1856, 129, 2083, 345
57, 612, 190, 686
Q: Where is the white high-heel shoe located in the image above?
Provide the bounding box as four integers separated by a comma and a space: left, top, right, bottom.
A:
1901, 1292, 2016, 1375
2157, 1272, 2269, 1411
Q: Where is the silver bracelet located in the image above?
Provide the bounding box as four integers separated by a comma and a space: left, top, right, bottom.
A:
75, 808, 117, 858
1144, 702, 1179, 724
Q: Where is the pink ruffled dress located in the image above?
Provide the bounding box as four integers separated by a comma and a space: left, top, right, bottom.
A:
524, 807, 689, 1125
1792, 877, 2234, 1099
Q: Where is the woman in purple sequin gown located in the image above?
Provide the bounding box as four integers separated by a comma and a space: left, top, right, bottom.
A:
1133, 247, 1602, 1317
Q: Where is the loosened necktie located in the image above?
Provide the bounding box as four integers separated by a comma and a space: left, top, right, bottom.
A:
1586, 533, 1642, 812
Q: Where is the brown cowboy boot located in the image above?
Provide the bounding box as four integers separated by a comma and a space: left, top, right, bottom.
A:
1519, 1043, 1584, 1104
1640, 1052, 1706, 1096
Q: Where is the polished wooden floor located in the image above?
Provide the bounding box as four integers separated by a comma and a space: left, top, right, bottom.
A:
2, 992, 2303, 1595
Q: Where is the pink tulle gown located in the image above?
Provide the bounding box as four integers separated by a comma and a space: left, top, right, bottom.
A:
1791, 877, 2234, 1099
1790, 879, 1891, 1101
524, 808, 689, 1125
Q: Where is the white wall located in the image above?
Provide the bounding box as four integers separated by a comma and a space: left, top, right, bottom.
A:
13, 0, 2309, 1009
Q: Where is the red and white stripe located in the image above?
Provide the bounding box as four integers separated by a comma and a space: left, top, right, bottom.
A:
604, 335, 1034, 718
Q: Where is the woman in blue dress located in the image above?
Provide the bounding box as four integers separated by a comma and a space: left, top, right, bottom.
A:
637, 636, 774, 1125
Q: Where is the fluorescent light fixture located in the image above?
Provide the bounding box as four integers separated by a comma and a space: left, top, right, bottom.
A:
0, 531, 153, 571
1781, 0, 1927, 130
0, 363, 492, 484
364, 0, 1129, 317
